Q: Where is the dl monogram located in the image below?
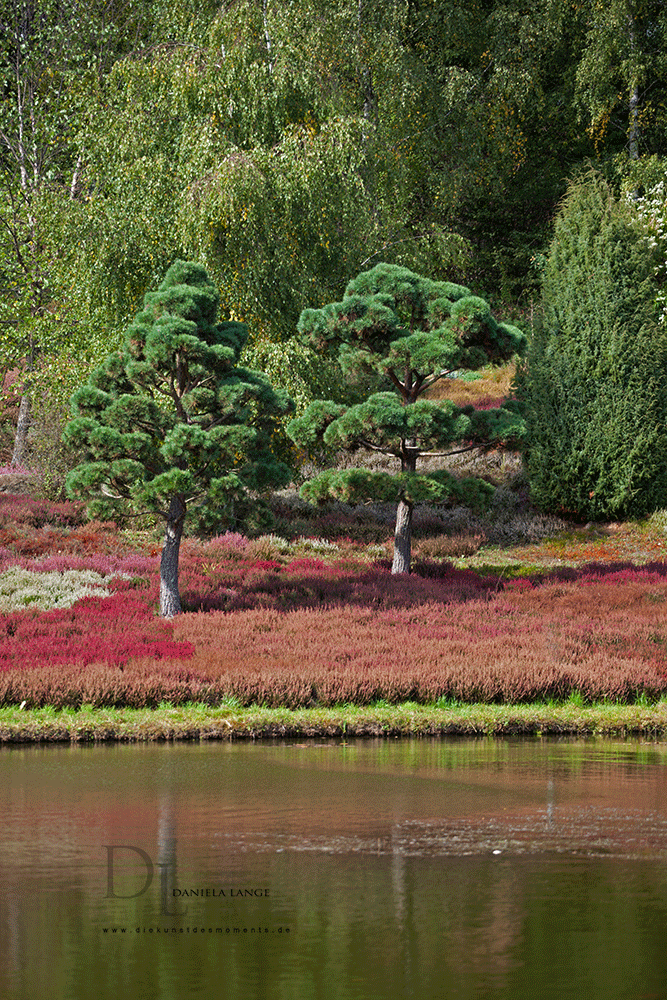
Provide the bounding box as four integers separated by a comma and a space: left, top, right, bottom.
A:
104, 845, 187, 916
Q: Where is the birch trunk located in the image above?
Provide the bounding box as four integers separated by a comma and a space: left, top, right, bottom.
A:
628, 15, 640, 162
10, 393, 30, 467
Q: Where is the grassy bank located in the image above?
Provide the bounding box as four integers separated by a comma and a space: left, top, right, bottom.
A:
2, 699, 667, 743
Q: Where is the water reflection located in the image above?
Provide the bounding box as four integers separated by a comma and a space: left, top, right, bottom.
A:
0, 738, 667, 999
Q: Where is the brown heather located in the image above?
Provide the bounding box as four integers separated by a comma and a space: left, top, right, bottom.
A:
0, 491, 666, 709
167, 578, 667, 706
4, 566, 666, 708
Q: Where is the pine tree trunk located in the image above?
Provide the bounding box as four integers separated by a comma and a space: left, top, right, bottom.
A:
393, 439, 416, 575
160, 496, 186, 617
392, 499, 413, 575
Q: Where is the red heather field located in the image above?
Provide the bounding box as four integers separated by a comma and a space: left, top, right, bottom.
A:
0, 492, 666, 708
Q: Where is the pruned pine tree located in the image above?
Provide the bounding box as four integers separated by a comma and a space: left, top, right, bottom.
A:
64, 260, 293, 616
287, 263, 526, 574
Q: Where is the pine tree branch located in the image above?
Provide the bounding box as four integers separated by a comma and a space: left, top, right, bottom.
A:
420, 369, 457, 391
417, 444, 479, 457
358, 438, 401, 456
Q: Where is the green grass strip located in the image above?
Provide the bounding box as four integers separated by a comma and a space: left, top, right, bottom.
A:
2, 700, 667, 743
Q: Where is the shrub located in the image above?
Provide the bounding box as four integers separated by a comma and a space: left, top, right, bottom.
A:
0, 493, 85, 529
246, 534, 292, 560
0, 567, 115, 612
520, 169, 667, 519
413, 534, 484, 560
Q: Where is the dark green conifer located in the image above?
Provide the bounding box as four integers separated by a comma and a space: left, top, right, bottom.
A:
287, 263, 526, 574
520, 170, 667, 519
65, 260, 293, 616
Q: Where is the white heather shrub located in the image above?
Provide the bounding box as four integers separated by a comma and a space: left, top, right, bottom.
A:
646, 509, 667, 533
295, 537, 340, 554
629, 181, 667, 323
246, 534, 292, 559
0, 567, 117, 612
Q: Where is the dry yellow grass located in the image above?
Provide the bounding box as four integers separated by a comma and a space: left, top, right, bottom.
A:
424, 363, 516, 406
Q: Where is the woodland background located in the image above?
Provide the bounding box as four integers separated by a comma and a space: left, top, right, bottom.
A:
2, 0, 667, 482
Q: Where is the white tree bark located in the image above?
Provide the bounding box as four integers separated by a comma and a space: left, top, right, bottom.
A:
10, 393, 30, 467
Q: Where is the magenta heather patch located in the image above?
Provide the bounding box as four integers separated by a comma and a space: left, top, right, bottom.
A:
505, 578, 533, 591
209, 532, 248, 553
0, 465, 35, 475
285, 558, 327, 572
0, 493, 85, 528
467, 396, 508, 411
534, 561, 667, 587
0, 593, 193, 672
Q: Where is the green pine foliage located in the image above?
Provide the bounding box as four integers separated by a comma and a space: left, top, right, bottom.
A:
521, 170, 667, 520
287, 263, 526, 574
240, 332, 377, 469
64, 260, 293, 615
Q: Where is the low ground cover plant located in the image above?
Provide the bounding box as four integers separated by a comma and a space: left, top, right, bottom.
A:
0, 484, 666, 712
0, 567, 116, 611
0, 590, 193, 685
0, 526, 665, 707
0, 492, 85, 529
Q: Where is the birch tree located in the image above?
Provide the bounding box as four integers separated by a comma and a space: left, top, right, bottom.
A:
0, 0, 156, 463
575, 0, 667, 158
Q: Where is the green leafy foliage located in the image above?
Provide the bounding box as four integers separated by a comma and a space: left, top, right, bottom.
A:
0, 0, 172, 460
288, 263, 525, 573
9, 0, 667, 482
240, 334, 375, 468
574, 0, 667, 157
37, 0, 604, 362
520, 169, 667, 519
45, 0, 458, 352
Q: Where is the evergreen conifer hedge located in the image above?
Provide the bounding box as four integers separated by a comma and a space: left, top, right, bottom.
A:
520, 169, 667, 520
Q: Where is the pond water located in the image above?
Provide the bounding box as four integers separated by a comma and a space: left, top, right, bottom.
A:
1, 737, 667, 1000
